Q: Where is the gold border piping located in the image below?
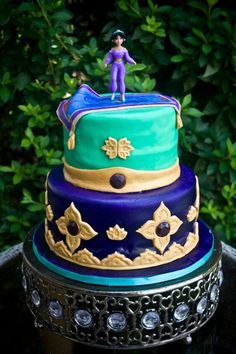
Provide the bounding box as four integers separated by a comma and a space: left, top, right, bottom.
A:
45, 220, 199, 270
63, 159, 180, 193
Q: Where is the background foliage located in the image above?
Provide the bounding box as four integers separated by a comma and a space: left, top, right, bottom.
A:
0, 0, 235, 250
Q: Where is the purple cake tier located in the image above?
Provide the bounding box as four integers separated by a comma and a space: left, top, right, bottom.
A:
43, 164, 201, 272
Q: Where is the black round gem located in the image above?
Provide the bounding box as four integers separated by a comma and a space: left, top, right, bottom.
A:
66, 221, 79, 236
155, 222, 170, 237
110, 173, 126, 189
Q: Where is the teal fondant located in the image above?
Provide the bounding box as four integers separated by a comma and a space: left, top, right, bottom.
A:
64, 106, 178, 171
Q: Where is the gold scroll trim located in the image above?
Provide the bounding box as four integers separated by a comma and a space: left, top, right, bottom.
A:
45, 221, 199, 270
195, 175, 200, 217
63, 159, 180, 193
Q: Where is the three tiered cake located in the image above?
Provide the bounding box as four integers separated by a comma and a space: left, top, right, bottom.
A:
34, 84, 213, 285
23, 84, 222, 348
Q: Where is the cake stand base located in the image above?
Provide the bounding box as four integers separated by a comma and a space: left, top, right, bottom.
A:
22, 231, 222, 349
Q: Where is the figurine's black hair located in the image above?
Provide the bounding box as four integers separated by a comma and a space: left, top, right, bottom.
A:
110, 29, 126, 42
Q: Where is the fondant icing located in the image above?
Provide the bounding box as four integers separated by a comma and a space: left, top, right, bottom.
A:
31, 84, 214, 286
43, 163, 199, 270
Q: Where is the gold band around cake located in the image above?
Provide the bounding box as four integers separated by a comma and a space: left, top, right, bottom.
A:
63, 159, 180, 193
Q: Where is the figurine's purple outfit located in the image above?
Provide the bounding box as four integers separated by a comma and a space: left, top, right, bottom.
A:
105, 50, 135, 94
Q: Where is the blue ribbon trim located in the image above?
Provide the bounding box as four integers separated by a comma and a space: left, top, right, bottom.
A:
57, 84, 181, 132
33, 240, 214, 287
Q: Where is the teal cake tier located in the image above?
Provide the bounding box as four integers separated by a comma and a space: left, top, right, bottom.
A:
57, 85, 182, 193
63, 105, 178, 171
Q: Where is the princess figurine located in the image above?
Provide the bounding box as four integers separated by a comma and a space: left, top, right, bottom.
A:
104, 29, 136, 102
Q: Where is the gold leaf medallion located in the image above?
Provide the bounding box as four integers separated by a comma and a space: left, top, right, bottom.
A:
101, 137, 134, 159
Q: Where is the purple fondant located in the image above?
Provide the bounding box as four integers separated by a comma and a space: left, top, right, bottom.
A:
57, 84, 181, 131
33, 219, 213, 278
46, 164, 197, 260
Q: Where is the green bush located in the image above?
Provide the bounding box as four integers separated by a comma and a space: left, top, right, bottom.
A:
0, 0, 235, 250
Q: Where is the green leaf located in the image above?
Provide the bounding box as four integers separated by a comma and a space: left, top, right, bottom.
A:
15, 72, 31, 91
207, 0, 219, 6
203, 101, 219, 115
169, 30, 182, 48
183, 77, 197, 92
206, 163, 217, 175
219, 161, 229, 174
21, 139, 31, 148
171, 54, 185, 63
13, 174, 22, 185
226, 138, 234, 155
126, 64, 146, 73
22, 188, 32, 200
147, 0, 158, 12
202, 63, 220, 78
18, 2, 36, 12
0, 86, 10, 102
184, 36, 201, 46
28, 204, 44, 212
187, 108, 203, 118
2, 72, 10, 84
64, 73, 77, 87
89, 37, 97, 50
11, 161, 20, 170
189, 1, 208, 15
117, 0, 129, 11
213, 34, 226, 45
231, 158, 236, 170
18, 105, 28, 112
198, 53, 208, 68
182, 94, 192, 109
0, 166, 12, 172
6, 215, 18, 222
202, 43, 212, 55
129, 0, 141, 17
192, 28, 207, 42
156, 28, 165, 38
47, 158, 62, 165
213, 149, 223, 158
25, 127, 34, 140
52, 10, 73, 22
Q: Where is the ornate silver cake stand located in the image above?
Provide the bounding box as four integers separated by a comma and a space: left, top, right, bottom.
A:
22, 231, 222, 349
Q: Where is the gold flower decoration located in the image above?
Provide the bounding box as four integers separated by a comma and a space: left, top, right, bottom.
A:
46, 204, 54, 221
100, 252, 133, 267
106, 224, 128, 241
56, 202, 97, 253
45, 219, 199, 270
187, 205, 197, 222
136, 201, 183, 254
101, 137, 134, 159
